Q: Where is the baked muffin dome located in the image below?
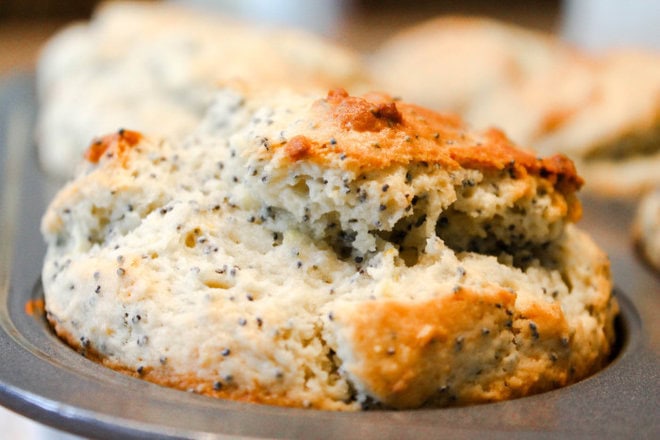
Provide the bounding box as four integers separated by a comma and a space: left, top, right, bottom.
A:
41, 88, 617, 410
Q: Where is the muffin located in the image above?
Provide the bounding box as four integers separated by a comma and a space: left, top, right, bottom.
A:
41, 88, 618, 410
36, 1, 370, 179
634, 189, 660, 272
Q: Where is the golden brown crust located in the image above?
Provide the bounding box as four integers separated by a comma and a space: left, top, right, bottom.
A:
284, 135, 313, 161
327, 88, 404, 131
277, 89, 583, 195
335, 287, 573, 408
24, 299, 45, 317
84, 129, 143, 165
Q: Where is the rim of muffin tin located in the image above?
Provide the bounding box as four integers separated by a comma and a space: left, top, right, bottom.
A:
0, 279, 644, 439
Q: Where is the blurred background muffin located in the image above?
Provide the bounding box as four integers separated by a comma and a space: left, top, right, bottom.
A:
1, 0, 562, 75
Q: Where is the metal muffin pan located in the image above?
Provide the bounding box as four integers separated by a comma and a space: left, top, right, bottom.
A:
1, 74, 658, 439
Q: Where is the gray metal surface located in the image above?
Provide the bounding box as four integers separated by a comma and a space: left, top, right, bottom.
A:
0, 74, 658, 439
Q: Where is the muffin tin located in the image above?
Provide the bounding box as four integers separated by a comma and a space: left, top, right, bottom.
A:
1, 74, 658, 439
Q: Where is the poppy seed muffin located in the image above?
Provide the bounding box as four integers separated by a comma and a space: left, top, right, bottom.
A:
41, 88, 618, 410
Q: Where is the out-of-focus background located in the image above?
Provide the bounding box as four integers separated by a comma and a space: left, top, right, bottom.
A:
0, 0, 658, 438
1, 0, 563, 76
2, 0, 659, 76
